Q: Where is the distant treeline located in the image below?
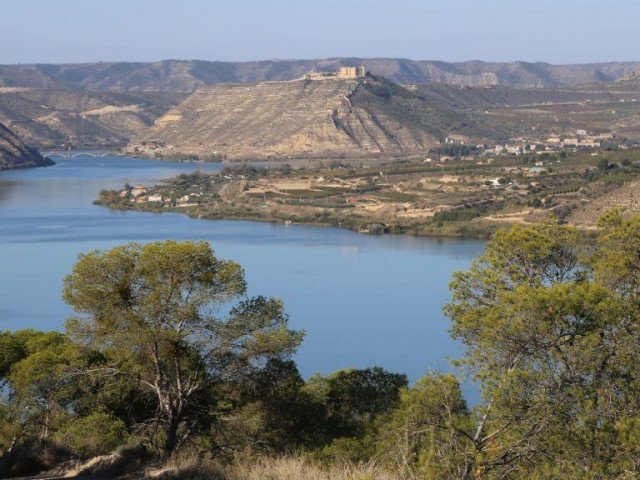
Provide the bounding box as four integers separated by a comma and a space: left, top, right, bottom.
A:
429, 144, 480, 157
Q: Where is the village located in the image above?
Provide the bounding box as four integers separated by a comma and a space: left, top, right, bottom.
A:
431, 129, 623, 162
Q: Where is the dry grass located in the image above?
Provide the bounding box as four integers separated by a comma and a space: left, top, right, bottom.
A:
227, 456, 400, 480
151, 455, 401, 480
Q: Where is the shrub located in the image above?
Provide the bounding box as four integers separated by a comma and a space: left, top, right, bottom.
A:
56, 411, 128, 458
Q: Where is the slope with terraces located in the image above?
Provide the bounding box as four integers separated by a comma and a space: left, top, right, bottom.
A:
127, 75, 465, 160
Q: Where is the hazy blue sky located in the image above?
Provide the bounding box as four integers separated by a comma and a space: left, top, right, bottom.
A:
2, 0, 639, 64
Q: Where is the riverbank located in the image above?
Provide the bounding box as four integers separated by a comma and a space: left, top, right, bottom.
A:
96, 196, 500, 239
94, 149, 640, 240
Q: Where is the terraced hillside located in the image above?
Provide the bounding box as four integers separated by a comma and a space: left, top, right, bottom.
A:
128, 76, 468, 160
0, 88, 186, 149
0, 122, 53, 170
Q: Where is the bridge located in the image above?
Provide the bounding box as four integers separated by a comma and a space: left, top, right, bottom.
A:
42, 151, 126, 159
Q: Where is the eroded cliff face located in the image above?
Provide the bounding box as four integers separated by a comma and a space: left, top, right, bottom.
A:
127, 76, 462, 160
0, 122, 53, 171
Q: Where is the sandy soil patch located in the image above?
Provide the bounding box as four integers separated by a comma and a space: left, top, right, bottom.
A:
83, 104, 140, 116
436, 175, 462, 183
0, 87, 32, 93
219, 181, 246, 201
397, 208, 436, 218
36, 113, 61, 125
419, 180, 444, 189
358, 202, 384, 213
155, 113, 183, 125
485, 209, 542, 224
271, 180, 314, 190
245, 180, 314, 193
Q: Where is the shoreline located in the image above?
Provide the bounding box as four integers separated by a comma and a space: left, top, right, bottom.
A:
95, 200, 600, 243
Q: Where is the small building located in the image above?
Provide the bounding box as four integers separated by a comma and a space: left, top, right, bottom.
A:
140, 140, 164, 150
131, 185, 147, 197
596, 132, 615, 140
148, 194, 163, 202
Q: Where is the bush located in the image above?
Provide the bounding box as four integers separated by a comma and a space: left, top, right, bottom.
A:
56, 411, 128, 458
597, 157, 610, 171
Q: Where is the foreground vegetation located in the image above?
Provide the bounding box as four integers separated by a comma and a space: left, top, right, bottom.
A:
3, 211, 640, 478
97, 148, 640, 238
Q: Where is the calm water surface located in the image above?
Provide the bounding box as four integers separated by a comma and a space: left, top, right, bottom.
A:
0, 154, 485, 397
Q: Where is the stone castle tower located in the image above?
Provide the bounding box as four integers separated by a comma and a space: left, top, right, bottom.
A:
338, 66, 367, 79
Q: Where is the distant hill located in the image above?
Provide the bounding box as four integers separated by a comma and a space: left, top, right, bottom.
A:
0, 88, 186, 148
2, 59, 640, 92
616, 69, 640, 85
127, 75, 471, 160
2, 62, 639, 155
0, 121, 53, 170
409, 83, 619, 109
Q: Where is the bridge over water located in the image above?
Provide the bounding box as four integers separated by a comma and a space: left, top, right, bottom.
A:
43, 151, 126, 159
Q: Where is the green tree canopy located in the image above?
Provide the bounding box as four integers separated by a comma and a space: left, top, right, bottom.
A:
378, 373, 470, 479
0, 330, 90, 462
63, 240, 303, 452
444, 215, 640, 479
305, 367, 408, 440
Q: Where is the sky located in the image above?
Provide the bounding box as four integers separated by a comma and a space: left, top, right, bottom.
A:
1, 0, 639, 65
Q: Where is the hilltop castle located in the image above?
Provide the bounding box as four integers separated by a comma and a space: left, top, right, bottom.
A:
338, 66, 367, 78
307, 66, 367, 80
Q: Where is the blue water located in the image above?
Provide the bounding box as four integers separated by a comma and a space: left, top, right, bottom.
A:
0, 154, 485, 398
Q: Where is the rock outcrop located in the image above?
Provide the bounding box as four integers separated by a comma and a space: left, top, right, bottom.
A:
0, 121, 53, 170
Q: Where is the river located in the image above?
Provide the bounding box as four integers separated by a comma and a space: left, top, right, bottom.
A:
0, 154, 485, 398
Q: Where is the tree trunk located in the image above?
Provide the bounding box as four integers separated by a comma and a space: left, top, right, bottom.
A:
164, 416, 180, 453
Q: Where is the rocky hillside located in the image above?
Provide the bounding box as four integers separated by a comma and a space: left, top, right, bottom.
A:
3, 59, 640, 92
0, 88, 186, 149
616, 69, 640, 85
569, 180, 640, 227
0, 122, 53, 170
127, 75, 469, 160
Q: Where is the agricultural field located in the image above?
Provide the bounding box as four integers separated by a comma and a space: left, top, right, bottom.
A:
96, 147, 640, 238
